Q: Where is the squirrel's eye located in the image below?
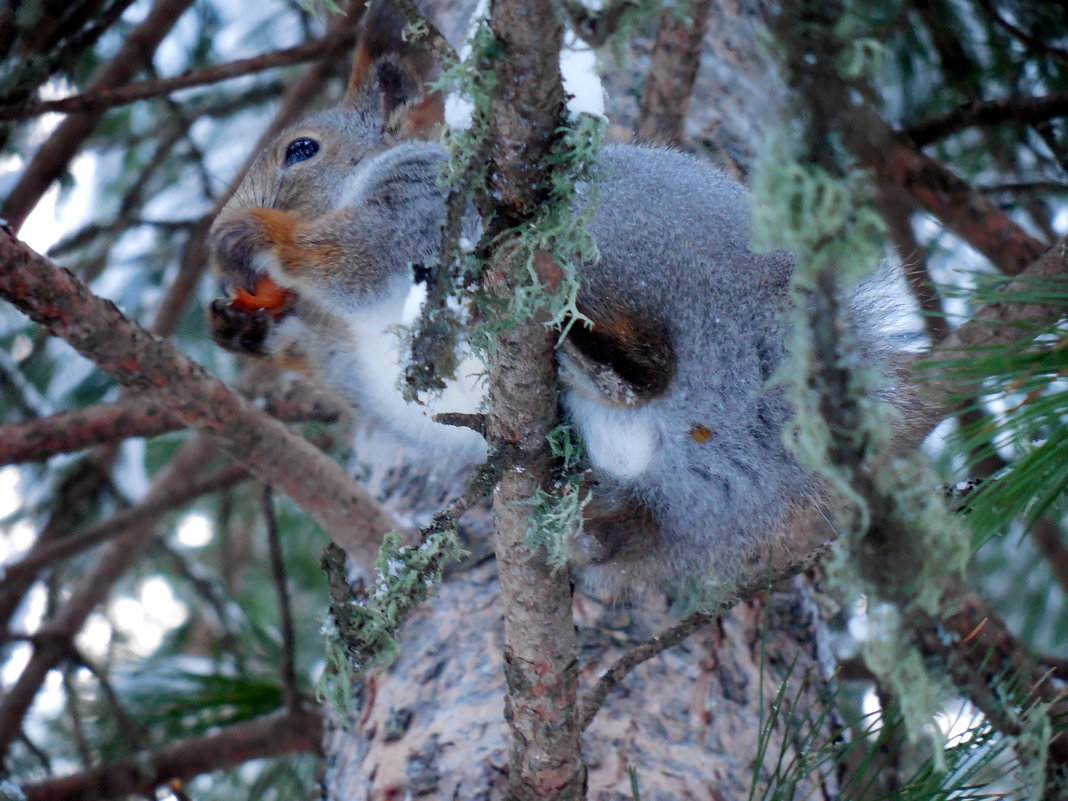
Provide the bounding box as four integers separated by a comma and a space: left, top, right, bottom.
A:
284, 138, 320, 166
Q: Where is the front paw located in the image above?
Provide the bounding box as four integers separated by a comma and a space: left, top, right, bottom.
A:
209, 298, 272, 357
211, 210, 280, 294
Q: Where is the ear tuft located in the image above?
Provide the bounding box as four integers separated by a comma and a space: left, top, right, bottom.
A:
344, 0, 444, 137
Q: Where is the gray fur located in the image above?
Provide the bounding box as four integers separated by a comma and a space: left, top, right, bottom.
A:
211, 55, 885, 592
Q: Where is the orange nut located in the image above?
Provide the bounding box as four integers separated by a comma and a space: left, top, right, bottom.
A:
230, 276, 291, 313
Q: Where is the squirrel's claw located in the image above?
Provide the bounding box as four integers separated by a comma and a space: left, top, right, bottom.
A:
208, 298, 271, 358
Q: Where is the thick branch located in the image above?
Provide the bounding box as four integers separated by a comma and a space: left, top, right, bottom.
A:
0, 31, 358, 122
904, 91, 1068, 148
481, 0, 584, 797
19, 707, 323, 801
0, 230, 394, 565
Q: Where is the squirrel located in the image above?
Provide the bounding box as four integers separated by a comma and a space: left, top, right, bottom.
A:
208, 4, 920, 592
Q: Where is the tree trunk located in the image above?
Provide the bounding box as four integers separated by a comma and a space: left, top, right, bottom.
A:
323, 549, 839, 799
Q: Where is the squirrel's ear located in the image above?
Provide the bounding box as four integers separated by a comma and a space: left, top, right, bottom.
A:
345, 0, 444, 139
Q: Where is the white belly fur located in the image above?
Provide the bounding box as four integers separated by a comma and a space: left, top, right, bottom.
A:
334, 280, 661, 477
347, 283, 488, 460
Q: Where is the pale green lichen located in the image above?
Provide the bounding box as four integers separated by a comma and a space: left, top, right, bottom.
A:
750, 126, 970, 747
317, 529, 463, 715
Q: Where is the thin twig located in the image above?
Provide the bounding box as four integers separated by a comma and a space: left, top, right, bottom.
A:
1, 0, 197, 232
974, 0, 1068, 65
261, 486, 300, 712
579, 543, 831, 730
0, 30, 359, 122
3, 463, 248, 585
19, 707, 323, 801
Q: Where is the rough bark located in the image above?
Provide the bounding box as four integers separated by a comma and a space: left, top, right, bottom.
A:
0, 380, 342, 465
323, 556, 839, 800
479, 0, 584, 793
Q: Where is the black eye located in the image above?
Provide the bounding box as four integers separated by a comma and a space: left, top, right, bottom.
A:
284, 138, 319, 166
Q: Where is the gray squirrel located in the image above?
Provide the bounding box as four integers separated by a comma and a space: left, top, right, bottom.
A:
208, 8, 914, 590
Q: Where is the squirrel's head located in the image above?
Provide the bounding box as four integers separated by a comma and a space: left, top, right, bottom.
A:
208, 0, 445, 355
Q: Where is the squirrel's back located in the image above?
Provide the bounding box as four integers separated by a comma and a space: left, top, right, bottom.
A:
565, 146, 813, 586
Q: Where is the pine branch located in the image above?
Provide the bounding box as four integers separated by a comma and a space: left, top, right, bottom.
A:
0, 30, 359, 122
904, 91, 1068, 148
932, 235, 1068, 397
262, 487, 300, 712
770, 2, 1046, 277
479, 0, 585, 795
873, 184, 950, 343
1, 0, 197, 232
635, 0, 712, 147
1032, 517, 1068, 597
913, 581, 1068, 792
1, 462, 247, 587
0, 437, 213, 761
19, 707, 323, 801
0, 445, 119, 636
974, 0, 1068, 65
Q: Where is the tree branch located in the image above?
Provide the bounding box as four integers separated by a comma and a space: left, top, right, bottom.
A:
1, 462, 247, 588
0, 230, 395, 566
974, 0, 1068, 65
261, 486, 300, 712
0, 30, 359, 122
903, 91, 1068, 148
479, 0, 585, 795
0, 382, 343, 465
1, 0, 197, 232
873, 184, 950, 343
0, 437, 213, 761
635, 0, 712, 147
771, 3, 1046, 276
19, 707, 323, 801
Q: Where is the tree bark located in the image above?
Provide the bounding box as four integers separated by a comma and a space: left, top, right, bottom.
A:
322, 551, 839, 799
